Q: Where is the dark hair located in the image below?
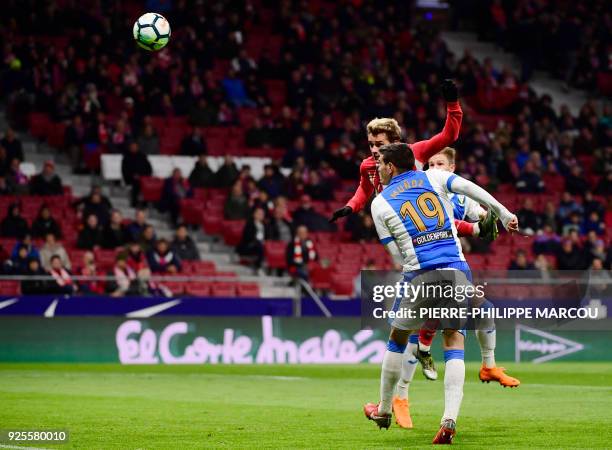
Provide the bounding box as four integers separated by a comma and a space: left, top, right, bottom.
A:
379, 143, 414, 171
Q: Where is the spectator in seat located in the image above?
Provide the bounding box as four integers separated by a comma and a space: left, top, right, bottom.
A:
29, 160, 63, 196
214, 155, 239, 188
6, 158, 28, 194
541, 201, 559, 233
556, 239, 587, 270
351, 214, 378, 242
103, 210, 128, 249
222, 69, 255, 107
48, 254, 77, 294
137, 124, 160, 155
1, 128, 23, 162
147, 239, 181, 273
246, 118, 275, 148
160, 168, 192, 225
181, 127, 207, 156
127, 209, 149, 242
224, 181, 250, 220
122, 141, 152, 207
286, 225, 317, 280
126, 242, 149, 273
31, 205, 61, 239
557, 192, 583, 222
268, 205, 293, 243
78, 251, 105, 295
586, 258, 612, 299
189, 98, 217, 127
584, 231, 607, 265
258, 164, 284, 199
565, 166, 590, 196
77, 214, 104, 249
39, 233, 70, 271
139, 225, 157, 253
293, 195, 334, 232
515, 160, 544, 193
171, 225, 200, 261
188, 153, 215, 188
534, 254, 553, 280
516, 198, 543, 235
305, 170, 332, 201
6, 244, 33, 274
1, 203, 29, 238
21, 258, 50, 295
75, 186, 113, 226
508, 250, 536, 271
109, 252, 138, 297
594, 172, 612, 196
562, 212, 582, 235
237, 207, 270, 272
582, 191, 604, 218
533, 225, 561, 255
10, 234, 39, 262
0, 176, 13, 195
582, 211, 605, 236
64, 115, 87, 170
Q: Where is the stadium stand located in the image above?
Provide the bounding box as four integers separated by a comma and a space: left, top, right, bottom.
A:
0, 0, 610, 298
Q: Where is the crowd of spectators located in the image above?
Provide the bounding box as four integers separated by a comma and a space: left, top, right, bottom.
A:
0, 0, 610, 292
455, 0, 610, 91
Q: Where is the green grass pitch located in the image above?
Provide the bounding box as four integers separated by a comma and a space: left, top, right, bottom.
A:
1, 362, 611, 449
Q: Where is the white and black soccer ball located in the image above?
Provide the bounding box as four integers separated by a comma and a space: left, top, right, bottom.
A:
133, 13, 171, 51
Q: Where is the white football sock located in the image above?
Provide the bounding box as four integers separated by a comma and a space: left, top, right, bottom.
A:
418, 341, 431, 352
442, 358, 465, 423
396, 343, 418, 399
476, 329, 496, 368
378, 349, 403, 415
472, 222, 480, 236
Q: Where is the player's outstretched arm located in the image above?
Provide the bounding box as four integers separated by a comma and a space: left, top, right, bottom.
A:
447, 175, 518, 232
411, 80, 463, 168
331, 160, 375, 221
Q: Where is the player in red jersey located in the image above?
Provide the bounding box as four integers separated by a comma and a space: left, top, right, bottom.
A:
329, 80, 496, 241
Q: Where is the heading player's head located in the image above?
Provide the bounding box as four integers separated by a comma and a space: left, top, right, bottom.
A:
428, 147, 456, 172
366, 118, 402, 161
378, 143, 414, 184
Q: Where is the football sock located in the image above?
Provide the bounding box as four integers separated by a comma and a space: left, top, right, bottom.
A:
442, 349, 465, 423
396, 337, 418, 399
476, 328, 496, 368
379, 340, 405, 415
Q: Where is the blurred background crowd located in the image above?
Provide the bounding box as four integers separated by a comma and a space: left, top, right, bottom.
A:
0, 0, 609, 297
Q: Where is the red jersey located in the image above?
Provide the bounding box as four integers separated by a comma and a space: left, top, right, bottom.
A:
346, 101, 463, 212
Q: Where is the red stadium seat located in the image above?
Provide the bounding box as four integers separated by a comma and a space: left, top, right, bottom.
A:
186, 283, 212, 296
310, 264, 332, 291
236, 282, 261, 297
331, 273, 355, 296
202, 212, 223, 235
221, 220, 245, 246
180, 198, 203, 225
0, 281, 20, 296
140, 177, 164, 203
211, 283, 236, 297
264, 241, 287, 269
163, 281, 185, 296
182, 260, 216, 275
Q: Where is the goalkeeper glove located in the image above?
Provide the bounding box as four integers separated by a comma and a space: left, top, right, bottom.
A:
441, 79, 458, 102
329, 206, 353, 223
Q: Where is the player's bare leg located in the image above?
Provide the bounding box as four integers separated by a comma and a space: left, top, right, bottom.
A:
433, 329, 465, 444
365, 327, 412, 429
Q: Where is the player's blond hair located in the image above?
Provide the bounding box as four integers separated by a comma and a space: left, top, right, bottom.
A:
366, 118, 402, 142
440, 147, 456, 164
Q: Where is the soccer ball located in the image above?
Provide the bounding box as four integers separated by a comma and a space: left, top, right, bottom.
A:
133, 13, 171, 51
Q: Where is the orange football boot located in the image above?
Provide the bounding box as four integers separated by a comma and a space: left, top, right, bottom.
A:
392, 396, 413, 429
479, 365, 520, 387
